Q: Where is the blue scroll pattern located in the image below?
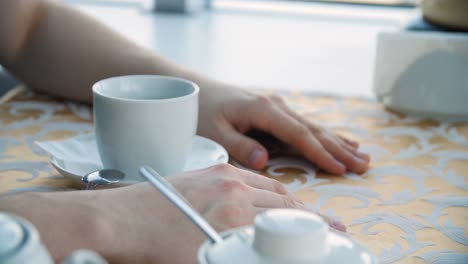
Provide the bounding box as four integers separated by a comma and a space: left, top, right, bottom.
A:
1, 92, 467, 263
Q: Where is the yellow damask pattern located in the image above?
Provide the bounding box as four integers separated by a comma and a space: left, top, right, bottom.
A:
1, 87, 467, 263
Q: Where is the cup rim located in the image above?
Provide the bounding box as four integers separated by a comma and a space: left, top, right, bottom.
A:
92, 75, 199, 103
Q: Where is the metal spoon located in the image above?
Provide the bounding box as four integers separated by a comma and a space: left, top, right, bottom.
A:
139, 166, 223, 244
82, 169, 125, 190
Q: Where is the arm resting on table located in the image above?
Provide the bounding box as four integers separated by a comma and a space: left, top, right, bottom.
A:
0, 0, 228, 102
0, 192, 115, 263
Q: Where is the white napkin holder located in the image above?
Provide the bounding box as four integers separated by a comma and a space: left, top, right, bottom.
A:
373, 29, 468, 121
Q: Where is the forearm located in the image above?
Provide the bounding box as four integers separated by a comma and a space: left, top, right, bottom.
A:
1, 0, 231, 103
0, 187, 200, 264
0, 191, 112, 262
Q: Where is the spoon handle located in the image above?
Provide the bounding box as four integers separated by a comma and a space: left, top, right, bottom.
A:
139, 166, 223, 244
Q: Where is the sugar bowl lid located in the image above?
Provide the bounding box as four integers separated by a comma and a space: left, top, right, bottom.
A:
0, 214, 24, 256
198, 209, 378, 264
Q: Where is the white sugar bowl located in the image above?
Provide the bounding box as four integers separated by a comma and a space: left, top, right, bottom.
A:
198, 209, 378, 264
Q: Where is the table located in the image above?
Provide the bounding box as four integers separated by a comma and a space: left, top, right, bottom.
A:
1, 86, 467, 263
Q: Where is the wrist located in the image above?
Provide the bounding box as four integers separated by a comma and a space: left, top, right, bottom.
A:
0, 191, 116, 263
70, 190, 119, 263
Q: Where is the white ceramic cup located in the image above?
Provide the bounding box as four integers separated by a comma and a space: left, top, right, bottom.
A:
93, 75, 199, 180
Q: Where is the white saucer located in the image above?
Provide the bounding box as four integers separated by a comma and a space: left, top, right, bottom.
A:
38, 134, 229, 186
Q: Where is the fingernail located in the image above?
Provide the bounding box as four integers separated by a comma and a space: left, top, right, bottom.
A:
336, 160, 346, 172
354, 157, 368, 165
294, 197, 304, 206
249, 147, 265, 167
358, 152, 371, 162
331, 220, 347, 232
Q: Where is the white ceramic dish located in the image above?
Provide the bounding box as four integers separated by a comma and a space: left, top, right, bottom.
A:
198, 209, 378, 264
40, 134, 229, 186
373, 30, 468, 121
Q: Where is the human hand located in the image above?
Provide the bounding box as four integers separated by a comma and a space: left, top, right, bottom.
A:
2, 164, 346, 263
2, 164, 345, 263
198, 86, 370, 174
95, 164, 344, 263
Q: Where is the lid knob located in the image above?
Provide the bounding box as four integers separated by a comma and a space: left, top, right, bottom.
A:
252, 209, 328, 262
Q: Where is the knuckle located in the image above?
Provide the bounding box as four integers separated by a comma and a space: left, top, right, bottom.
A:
271, 180, 287, 195
294, 125, 309, 138
290, 125, 309, 144
218, 178, 248, 193
319, 133, 334, 146
341, 152, 356, 165
282, 196, 297, 208
270, 94, 286, 104
254, 94, 273, 108
211, 163, 235, 173
313, 126, 327, 136
249, 94, 275, 130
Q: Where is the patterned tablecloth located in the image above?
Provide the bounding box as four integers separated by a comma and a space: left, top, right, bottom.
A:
1, 86, 467, 263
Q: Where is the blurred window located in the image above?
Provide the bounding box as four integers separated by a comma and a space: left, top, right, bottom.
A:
74, 0, 418, 7
256, 0, 417, 7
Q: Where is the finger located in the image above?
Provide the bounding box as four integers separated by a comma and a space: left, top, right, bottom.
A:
250, 188, 301, 208
263, 100, 347, 174
351, 148, 371, 163
338, 135, 359, 149
280, 103, 370, 172
291, 202, 348, 232
304, 209, 347, 232
238, 171, 289, 195
253, 106, 345, 174
335, 137, 371, 162
357, 152, 371, 162
216, 122, 269, 169
274, 97, 359, 152
340, 139, 359, 155
277, 100, 368, 165
317, 133, 368, 174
